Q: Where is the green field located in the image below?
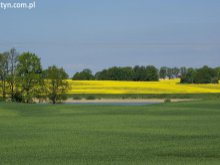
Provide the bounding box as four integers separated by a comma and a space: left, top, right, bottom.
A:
0, 100, 220, 165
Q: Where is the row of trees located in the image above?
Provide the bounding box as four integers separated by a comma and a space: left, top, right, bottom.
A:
181, 66, 219, 84
0, 49, 69, 104
159, 67, 187, 79
1, 48, 219, 104
73, 66, 159, 81
73, 66, 220, 84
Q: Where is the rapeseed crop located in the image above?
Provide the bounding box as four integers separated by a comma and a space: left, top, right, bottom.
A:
68, 79, 220, 94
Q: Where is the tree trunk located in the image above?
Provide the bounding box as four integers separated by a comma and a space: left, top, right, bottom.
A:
52, 99, 56, 104
2, 81, 6, 101
2, 91, 6, 100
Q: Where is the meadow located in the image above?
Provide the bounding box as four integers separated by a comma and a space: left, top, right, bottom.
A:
0, 100, 219, 165
68, 79, 220, 95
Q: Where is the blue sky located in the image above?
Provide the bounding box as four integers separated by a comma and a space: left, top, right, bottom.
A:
0, 0, 220, 75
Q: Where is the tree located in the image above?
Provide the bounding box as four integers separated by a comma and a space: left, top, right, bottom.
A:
95, 69, 108, 80
0, 53, 9, 100
166, 68, 173, 79
133, 66, 147, 81
180, 67, 187, 77
0, 48, 19, 101
159, 67, 167, 79
180, 68, 196, 84
215, 67, 220, 80
163, 67, 180, 79
95, 66, 159, 81
180, 66, 218, 84
16, 52, 43, 103
120, 67, 134, 80
95, 67, 133, 81
145, 65, 159, 81
72, 69, 94, 80
171, 67, 180, 78
6, 48, 19, 101
194, 66, 218, 84
35, 71, 47, 103
45, 65, 69, 104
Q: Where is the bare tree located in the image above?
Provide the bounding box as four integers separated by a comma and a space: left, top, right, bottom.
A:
7, 48, 19, 101
0, 52, 9, 100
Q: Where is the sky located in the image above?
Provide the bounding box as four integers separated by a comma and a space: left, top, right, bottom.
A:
0, 0, 220, 75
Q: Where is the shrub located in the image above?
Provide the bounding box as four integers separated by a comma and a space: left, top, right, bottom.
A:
85, 95, 96, 100
73, 95, 82, 100
164, 98, 171, 103
13, 91, 24, 103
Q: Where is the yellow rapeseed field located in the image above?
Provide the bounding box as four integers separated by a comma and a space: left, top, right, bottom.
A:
68, 79, 220, 94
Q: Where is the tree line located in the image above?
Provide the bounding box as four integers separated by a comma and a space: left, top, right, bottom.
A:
73, 66, 220, 83
73, 66, 159, 81
0, 48, 69, 104
1, 48, 220, 104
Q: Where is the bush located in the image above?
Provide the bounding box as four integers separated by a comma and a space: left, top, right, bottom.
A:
73, 95, 82, 100
85, 95, 96, 100
13, 91, 24, 103
164, 98, 171, 103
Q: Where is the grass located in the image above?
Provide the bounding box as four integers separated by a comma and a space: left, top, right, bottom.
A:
0, 100, 220, 164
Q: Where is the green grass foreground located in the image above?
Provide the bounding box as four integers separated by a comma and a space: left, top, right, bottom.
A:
0, 100, 220, 165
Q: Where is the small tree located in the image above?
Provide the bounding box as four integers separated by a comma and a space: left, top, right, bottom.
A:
145, 65, 159, 81
72, 69, 94, 80
133, 66, 147, 81
45, 65, 69, 104
7, 48, 19, 101
194, 66, 218, 84
215, 67, 220, 80
159, 67, 167, 79
180, 67, 187, 77
180, 66, 218, 84
171, 67, 180, 78
0, 53, 9, 100
180, 68, 196, 84
166, 68, 173, 79
16, 52, 42, 103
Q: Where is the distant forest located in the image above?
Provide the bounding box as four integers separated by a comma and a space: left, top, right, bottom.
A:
73, 66, 220, 84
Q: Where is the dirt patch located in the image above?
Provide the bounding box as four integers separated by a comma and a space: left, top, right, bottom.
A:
65, 98, 195, 104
